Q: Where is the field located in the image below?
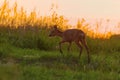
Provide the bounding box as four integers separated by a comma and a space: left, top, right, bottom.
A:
0, 1, 120, 80
0, 27, 120, 80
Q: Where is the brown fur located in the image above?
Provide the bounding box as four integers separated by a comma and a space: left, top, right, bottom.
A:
49, 25, 90, 63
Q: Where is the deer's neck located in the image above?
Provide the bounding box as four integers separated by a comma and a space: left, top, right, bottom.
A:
57, 30, 63, 37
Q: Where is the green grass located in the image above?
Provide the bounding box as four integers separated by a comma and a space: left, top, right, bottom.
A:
0, 44, 120, 80
0, 27, 120, 80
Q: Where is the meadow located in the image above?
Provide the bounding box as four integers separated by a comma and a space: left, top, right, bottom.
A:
0, 1, 120, 80
0, 25, 120, 80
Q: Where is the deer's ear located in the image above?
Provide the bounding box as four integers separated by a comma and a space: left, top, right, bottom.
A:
53, 25, 57, 29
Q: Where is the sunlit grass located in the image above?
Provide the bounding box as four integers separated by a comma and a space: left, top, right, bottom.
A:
0, 0, 119, 39
0, 0, 68, 28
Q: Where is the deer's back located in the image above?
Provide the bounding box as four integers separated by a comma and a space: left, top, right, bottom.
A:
62, 29, 85, 41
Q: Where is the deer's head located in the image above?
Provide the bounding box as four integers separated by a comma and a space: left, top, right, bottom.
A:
49, 25, 61, 37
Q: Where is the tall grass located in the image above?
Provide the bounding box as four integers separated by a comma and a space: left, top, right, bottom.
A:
0, 0, 119, 52
0, 0, 69, 28
0, 0, 119, 39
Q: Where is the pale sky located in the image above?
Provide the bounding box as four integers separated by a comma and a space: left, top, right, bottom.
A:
3, 0, 120, 19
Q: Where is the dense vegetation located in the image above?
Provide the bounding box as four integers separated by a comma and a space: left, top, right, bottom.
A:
0, 0, 120, 80
0, 24, 120, 80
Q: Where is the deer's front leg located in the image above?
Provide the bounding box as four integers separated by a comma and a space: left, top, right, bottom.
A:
59, 40, 65, 55
67, 42, 72, 53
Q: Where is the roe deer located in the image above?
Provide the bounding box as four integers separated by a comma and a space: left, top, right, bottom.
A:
49, 25, 90, 63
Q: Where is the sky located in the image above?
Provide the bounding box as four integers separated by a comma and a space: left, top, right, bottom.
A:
3, 0, 120, 18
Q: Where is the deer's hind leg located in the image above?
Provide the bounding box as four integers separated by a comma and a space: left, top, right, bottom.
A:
75, 41, 83, 59
80, 38, 90, 63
